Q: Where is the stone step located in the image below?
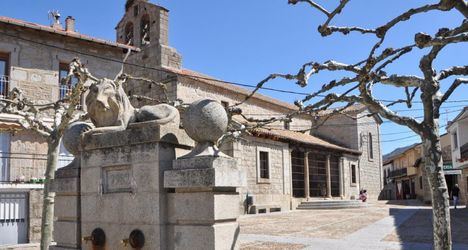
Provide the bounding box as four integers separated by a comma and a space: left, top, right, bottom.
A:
298, 204, 362, 208
297, 200, 364, 210
299, 201, 361, 205
297, 206, 361, 210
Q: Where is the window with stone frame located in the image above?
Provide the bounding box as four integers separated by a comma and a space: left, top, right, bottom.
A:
350, 164, 357, 185
0, 52, 9, 98
368, 132, 374, 160
59, 63, 80, 108
259, 151, 269, 179
420, 176, 423, 189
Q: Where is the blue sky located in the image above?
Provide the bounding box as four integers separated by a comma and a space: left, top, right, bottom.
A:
0, 0, 467, 154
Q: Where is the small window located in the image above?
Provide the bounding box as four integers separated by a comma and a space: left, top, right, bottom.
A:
368, 132, 374, 159
221, 101, 229, 110
0, 52, 9, 98
140, 14, 150, 45
125, 22, 134, 45
259, 151, 269, 179
351, 164, 357, 184
284, 121, 290, 130
133, 5, 139, 17
453, 132, 458, 149
419, 176, 423, 189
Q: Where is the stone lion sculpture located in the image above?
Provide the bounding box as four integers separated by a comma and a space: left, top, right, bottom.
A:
85, 78, 179, 134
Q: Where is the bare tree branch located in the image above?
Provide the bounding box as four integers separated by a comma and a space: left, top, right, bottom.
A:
415, 32, 468, 48
439, 0, 468, 17
233, 73, 297, 107
287, 0, 330, 16
379, 74, 425, 87
440, 78, 468, 104
437, 65, 468, 80
300, 76, 358, 104
324, 25, 377, 36
122, 74, 169, 103
375, 45, 416, 72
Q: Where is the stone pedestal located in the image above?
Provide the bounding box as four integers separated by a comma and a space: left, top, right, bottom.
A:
50, 160, 81, 250
164, 156, 245, 250
79, 122, 192, 250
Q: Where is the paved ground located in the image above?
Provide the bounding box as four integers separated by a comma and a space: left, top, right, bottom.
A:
239, 201, 468, 250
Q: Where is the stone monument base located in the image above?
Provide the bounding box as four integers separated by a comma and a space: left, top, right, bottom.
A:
165, 157, 245, 250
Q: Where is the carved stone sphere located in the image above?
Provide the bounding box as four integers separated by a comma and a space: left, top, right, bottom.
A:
183, 99, 228, 143
63, 122, 93, 155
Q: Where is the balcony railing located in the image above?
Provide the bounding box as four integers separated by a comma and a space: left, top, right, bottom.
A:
0, 75, 9, 98
59, 84, 82, 109
59, 84, 72, 100
1, 152, 74, 182
388, 168, 407, 178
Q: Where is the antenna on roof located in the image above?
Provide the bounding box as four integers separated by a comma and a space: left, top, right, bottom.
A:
48, 10, 62, 29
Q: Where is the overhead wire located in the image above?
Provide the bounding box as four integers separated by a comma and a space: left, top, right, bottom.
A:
0, 30, 468, 105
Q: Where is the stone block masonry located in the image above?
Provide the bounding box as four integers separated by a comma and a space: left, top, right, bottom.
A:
79, 122, 192, 250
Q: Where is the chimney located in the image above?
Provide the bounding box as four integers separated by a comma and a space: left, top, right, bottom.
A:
65, 16, 75, 32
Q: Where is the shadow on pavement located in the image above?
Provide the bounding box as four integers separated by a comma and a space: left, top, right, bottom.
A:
385, 199, 429, 206
388, 206, 468, 250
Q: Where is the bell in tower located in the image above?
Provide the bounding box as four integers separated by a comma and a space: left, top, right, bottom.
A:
116, 0, 168, 48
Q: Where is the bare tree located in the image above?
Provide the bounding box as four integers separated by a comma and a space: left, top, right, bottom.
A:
236, 0, 467, 249
0, 59, 96, 250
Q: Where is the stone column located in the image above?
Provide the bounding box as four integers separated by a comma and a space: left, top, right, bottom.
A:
339, 156, 344, 199
50, 122, 91, 250
326, 154, 332, 199
164, 156, 245, 250
304, 151, 310, 199
164, 99, 245, 250
50, 160, 81, 250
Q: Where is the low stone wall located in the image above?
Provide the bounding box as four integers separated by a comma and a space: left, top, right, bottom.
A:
0, 243, 40, 250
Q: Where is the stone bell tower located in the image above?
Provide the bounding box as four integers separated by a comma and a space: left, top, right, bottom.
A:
116, 0, 182, 69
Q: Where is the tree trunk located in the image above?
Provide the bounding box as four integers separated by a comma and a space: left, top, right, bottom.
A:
40, 136, 60, 250
422, 137, 452, 250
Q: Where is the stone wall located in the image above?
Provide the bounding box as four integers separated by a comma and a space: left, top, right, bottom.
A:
342, 155, 360, 200
225, 135, 291, 213
415, 166, 432, 203
8, 130, 47, 181
0, 23, 123, 103
28, 189, 43, 243
313, 114, 359, 150
460, 168, 468, 205
356, 111, 383, 200
313, 110, 383, 200
176, 77, 312, 130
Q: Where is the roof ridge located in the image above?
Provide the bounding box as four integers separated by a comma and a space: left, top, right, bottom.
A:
164, 67, 299, 111
0, 16, 138, 51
